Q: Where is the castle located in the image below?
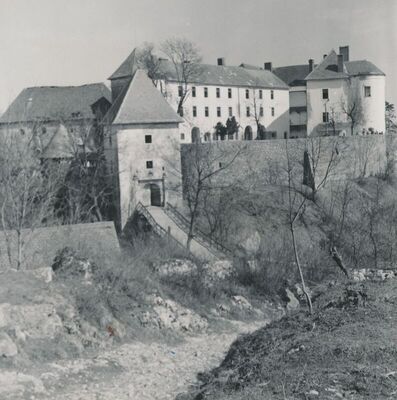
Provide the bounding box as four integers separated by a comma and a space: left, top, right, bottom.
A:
0, 44, 387, 237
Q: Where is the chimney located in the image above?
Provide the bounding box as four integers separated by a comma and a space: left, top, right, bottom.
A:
264, 62, 272, 72
337, 54, 344, 73
308, 59, 314, 72
339, 45, 349, 62
217, 57, 225, 66
323, 54, 327, 59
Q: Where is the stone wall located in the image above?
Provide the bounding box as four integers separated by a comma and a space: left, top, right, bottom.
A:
180, 135, 387, 190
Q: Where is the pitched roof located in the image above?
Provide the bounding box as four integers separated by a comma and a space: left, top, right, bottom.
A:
345, 60, 385, 76
305, 50, 349, 81
273, 64, 314, 86
109, 49, 138, 80
111, 69, 183, 125
160, 59, 289, 89
109, 49, 289, 90
0, 83, 111, 124
305, 50, 385, 81
0, 222, 119, 270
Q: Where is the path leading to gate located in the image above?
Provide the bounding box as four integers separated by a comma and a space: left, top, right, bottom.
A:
37, 319, 266, 400
146, 206, 220, 261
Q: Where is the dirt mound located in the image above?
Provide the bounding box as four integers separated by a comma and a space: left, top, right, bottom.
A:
181, 279, 397, 400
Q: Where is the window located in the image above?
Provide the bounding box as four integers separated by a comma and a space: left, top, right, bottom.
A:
272, 132, 276, 138
228, 88, 232, 98
146, 161, 153, 169
323, 112, 329, 123
259, 89, 263, 99
246, 106, 251, 117
180, 133, 185, 140
192, 106, 197, 117
216, 88, 220, 98
205, 106, 209, 117
284, 131, 288, 139
204, 87, 208, 97
219, 162, 223, 168
322, 89, 329, 99
217, 107, 221, 117
245, 89, 249, 99
108, 135, 112, 146
228, 107, 233, 117
192, 86, 196, 97
178, 85, 183, 97
145, 135, 152, 143
271, 107, 275, 117
179, 107, 184, 117
365, 86, 371, 97
260, 106, 264, 117
271, 90, 274, 100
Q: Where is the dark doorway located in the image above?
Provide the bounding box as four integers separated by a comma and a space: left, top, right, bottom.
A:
191, 127, 201, 143
244, 126, 253, 140
150, 183, 162, 206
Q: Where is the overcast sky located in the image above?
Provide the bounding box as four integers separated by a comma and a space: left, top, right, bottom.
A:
0, 0, 396, 113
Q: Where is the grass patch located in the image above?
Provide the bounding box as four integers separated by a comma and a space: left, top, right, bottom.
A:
183, 279, 397, 400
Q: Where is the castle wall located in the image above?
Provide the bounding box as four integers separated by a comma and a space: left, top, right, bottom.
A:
181, 136, 387, 192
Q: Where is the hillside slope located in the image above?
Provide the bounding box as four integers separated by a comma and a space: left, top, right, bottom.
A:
180, 279, 397, 400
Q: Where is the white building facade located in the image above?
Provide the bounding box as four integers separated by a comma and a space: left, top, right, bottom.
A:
162, 76, 290, 142
104, 70, 183, 229
273, 46, 386, 137
109, 52, 291, 143
305, 48, 385, 136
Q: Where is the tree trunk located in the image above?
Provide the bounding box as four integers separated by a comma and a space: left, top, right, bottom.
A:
186, 213, 195, 250
330, 246, 349, 278
16, 231, 22, 271
290, 222, 313, 314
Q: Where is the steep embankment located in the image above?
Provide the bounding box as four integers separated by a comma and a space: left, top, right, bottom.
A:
0, 252, 280, 399
180, 278, 397, 400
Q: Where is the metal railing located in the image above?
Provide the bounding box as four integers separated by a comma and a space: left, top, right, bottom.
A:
135, 202, 187, 252
164, 202, 233, 258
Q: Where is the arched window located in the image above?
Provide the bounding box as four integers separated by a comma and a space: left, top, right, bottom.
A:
244, 126, 253, 140
191, 127, 201, 143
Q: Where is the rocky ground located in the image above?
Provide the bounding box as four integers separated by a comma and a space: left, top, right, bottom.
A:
10, 319, 264, 400
0, 252, 281, 399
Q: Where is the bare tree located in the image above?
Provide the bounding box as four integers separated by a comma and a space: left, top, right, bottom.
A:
160, 37, 202, 116
55, 118, 114, 224
0, 129, 65, 269
385, 101, 396, 134
341, 82, 365, 136
181, 142, 245, 250
135, 42, 166, 93
283, 138, 340, 313
250, 89, 265, 138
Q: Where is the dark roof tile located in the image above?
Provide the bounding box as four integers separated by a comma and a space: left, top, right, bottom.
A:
112, 70, 183, 125
110, 49, 289, 90
273, 64, 313, 86
345, 60, 385, 76
0, 83, 111, 124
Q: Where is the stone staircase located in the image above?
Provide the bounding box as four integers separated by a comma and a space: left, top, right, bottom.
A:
135, 202, 232, 261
